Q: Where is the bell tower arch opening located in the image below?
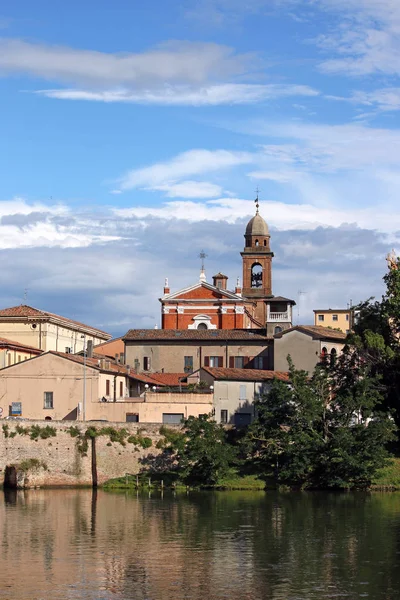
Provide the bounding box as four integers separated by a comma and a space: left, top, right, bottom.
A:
251, 263, 263, 288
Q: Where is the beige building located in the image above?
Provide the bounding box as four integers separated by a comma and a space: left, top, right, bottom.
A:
0, 337, 42, 368
188, 367, 289, 425
274, 325, 347, 373
0, 304, 111, 352
0, 352, 211, 423
94, 337, 125, 361
123, 329, 272, 374
313, 309, 353, 333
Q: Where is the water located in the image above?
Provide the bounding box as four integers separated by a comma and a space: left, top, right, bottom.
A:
1, 489, 400, 599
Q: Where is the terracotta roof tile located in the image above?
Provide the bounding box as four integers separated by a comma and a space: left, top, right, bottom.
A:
130, 372, 188, 386
123, 329, 270, 341
0, 305, 111, 338
274, 325, 347, 341
0, 337, 42, 353
203, 367, 289, 382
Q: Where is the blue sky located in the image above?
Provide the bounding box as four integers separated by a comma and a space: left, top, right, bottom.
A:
1, 0, 400, 334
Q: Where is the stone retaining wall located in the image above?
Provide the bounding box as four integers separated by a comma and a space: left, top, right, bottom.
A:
0, 420, 168, 487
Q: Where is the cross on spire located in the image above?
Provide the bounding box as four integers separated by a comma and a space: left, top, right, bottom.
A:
199, 250, 207, 270
254, 187, 260, 214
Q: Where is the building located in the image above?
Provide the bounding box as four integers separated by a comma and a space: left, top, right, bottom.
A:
313, 308, 353, 333
160, 199, 295, 334
0, 304, 111, 352
93, 337, 125, 362
274, 325, 347, 373
0, 352, 211, 423
187, 367, 289, 425
0, 337, 42, 368
123, 328, 273, 374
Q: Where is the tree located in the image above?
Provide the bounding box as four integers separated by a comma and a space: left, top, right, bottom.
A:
173, 414, 236, 487
244, 358, 396, 489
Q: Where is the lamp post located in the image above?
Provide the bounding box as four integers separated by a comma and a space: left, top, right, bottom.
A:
144, 383, 149, 401
81, 334, 86, 421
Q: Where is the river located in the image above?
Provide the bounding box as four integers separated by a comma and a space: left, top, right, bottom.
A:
0, 489, 399, 599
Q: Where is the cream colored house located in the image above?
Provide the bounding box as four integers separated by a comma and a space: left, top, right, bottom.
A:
187, 367, 289, 425
274, 325, 347, 373
313, 309, 353, 333
0, 337, 42, 368
0, 352, 211, 423
0, 304, 111, 352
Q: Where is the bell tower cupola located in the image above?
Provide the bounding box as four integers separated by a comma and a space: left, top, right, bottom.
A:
241, 193, 274, 304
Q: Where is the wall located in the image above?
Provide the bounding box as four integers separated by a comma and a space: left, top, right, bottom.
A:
274, 330, 320, 373
0, 353, 100, 420
94, 338, 124, 360
87, 392, 212, 423
0, 321, 108, 352
0, 346, 40, 369
0, 421, 166, 487
125, 340, 272, 373
314, 311, 351, 333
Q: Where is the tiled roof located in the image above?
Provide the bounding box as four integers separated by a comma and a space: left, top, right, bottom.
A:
202, 367, 289, 382
0, 337, 42, 353
313, 309, 351, 313
274, 325, 347, 341
123, 329, 270, 341
130, 372, 188, 386
269, 296, 296, 304
50, 352, 131, 375
0, 305, 110, 338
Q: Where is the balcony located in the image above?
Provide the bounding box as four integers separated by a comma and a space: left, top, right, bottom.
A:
267, 312, 289, 322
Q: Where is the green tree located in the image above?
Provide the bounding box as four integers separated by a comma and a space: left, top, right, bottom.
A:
176, 414, 237, 487
244, 359, 396, 489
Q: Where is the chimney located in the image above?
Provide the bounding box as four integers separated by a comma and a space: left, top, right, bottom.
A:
163, 277, 170, 295
87, 339, 93, 358
212, 273, 228, 290
235, 277, 242, 296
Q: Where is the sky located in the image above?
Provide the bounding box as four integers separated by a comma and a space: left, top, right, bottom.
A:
1, 0, 400, 336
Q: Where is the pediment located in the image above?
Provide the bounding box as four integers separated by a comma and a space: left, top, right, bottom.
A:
161, 281, 241, 302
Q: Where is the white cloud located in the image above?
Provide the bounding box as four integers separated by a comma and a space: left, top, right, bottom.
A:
0, 37, 319, 106
36, 83, 318, 105
314, 0, 400, 76
330, 88, 400, 112
150, 180, 224, 198
117, 149, 254, 193
113, 196, 400, 233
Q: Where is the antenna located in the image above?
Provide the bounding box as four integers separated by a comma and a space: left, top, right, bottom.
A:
297, 290, 306, 324
23, 288, 29, 304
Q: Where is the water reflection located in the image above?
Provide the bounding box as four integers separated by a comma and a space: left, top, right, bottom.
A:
1, 489, 400, 599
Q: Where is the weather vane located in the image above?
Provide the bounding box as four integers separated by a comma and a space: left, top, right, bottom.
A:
199, 250, 207, 270
254, 187, 260, 214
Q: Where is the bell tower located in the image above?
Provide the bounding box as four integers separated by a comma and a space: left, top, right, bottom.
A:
241, 195, 274, 323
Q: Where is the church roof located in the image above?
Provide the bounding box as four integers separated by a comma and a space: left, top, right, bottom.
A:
160, 280, 243, 302
245, 213, 269, 236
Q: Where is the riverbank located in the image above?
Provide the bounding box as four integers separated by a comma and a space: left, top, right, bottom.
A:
371, 457, 400, 490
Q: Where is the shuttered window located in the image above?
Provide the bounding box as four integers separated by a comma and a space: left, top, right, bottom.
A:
205, 356, 223, 367
106, 380, 110, 395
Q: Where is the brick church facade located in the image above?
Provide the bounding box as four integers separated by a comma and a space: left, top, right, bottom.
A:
160, 201, 295, 335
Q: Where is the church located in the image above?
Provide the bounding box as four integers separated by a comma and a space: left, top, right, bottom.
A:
160, 198, 295, 336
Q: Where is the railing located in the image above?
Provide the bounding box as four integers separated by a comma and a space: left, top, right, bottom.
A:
267, 312, 289, 322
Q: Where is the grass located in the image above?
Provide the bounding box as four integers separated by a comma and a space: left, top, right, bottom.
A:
371, 457, 400, 490
214, 473, 265, 490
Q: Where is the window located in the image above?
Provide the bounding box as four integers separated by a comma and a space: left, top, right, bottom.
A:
184, 356, 194, 373
44, 392, 53, 409
216, 280, 222, 289
234, 413, 252, 426
143, 356, 151, 371
205, 356, 223, 367
126, 413, 139, 423
264, 240, 267, 247
254, 356, 266, 369
197, 323, 207, 330
120, 381, 124, 397
65, 347, 72, 353
220, 409, 228, 424
251, 263, 263, 288
318, 315, 324, 322
106, 379, 110, 396
255, 239, 259, 246
330, 348, 337, 367
234, 356, 244, 368
346, 314, 349, 321
162, 413, 184, 424
332, 314, 338, 321
274, 326, 283, 334
239, 385, 247, 400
